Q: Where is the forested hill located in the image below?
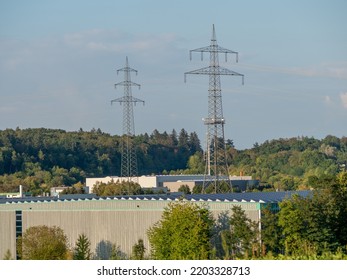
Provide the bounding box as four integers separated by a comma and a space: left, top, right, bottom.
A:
0, 128, 202, 193
0, 128, 346, 194
227, 136, 347, 190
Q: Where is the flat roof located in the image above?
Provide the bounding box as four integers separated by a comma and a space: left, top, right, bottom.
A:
0, 190, 310, 205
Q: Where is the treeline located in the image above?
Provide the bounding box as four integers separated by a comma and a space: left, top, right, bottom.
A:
1, 128, 346, 195
0, 128, 201, 194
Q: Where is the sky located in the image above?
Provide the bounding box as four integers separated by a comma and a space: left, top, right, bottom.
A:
0, 0, 346, 149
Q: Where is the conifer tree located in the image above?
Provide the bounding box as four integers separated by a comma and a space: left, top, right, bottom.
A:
3, 249, 12, 260
131, 239, 146, 260
73, 234, 91, 260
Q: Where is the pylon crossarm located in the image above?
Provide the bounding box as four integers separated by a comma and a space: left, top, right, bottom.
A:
131, 97, 145, 105
117, 67, 138, 74
185, 66, 244, 79
190, 46, 210, 61
185, 66, 211, 77
114, 81, 141, 89
218, 66, 244, 81
111, 96, 144, 105
190, 46, 239, 62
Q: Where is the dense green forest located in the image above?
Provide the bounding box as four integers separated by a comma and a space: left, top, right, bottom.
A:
0, 128, 201, 194
0, 127, 346, 195
228, 135, 347, 190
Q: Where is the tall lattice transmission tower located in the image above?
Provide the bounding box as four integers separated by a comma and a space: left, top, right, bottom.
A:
111, 57, 144, 183
185, 25, 244, 193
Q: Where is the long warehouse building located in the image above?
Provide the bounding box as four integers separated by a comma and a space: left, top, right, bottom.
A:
0, 191, 310, 259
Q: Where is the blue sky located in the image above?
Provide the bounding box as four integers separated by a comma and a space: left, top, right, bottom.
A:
1, 0, 346, 149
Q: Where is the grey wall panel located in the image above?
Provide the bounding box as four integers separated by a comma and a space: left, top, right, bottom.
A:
0, 211, 16, 259
22, 210, 163, 258
1, 199, 261, 259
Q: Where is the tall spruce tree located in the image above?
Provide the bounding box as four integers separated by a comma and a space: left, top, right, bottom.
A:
73, 233, 92, 260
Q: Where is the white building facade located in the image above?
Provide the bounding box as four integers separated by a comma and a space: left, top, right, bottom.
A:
86, 174, 258, 193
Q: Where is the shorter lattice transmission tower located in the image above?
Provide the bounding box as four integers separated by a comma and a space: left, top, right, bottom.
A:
111, 57, 144, 183
185, 25, 244, 193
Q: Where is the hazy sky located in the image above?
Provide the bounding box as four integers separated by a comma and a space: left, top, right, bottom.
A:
1, 0, 346, 149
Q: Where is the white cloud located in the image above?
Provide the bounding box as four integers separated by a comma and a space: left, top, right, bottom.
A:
290, 63, 347, 80
238, 62, 347, 80
324, 95, 332, 104
63, 28, 111, 47
63, 29, 178, 54
340, 92, 347, 108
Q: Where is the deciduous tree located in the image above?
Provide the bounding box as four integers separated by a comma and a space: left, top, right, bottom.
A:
20, 225, 69, 260
147, 201, 214, 259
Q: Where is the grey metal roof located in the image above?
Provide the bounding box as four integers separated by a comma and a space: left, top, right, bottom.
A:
0, 190, 311, 205
185, 191, 311, 203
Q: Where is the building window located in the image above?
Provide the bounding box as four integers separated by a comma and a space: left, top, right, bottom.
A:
15, 210, 22, 259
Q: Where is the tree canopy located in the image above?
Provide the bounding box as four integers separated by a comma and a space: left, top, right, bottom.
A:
1, 128, 346, 194
228, 136, 347, 190
147, 201, 214, 260
219, 206, 259, 259
0, 128, 202, 194
18, 225, 69, 260
92, 180, 142, 196
270, 172, 347, 258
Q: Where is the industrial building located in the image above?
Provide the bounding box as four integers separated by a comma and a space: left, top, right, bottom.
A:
86, 174, 259, 193
0, 190, 309, 259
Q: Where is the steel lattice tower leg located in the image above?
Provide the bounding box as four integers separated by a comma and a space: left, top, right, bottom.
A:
111, 57, 144, 183
185, 25, 244, 193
